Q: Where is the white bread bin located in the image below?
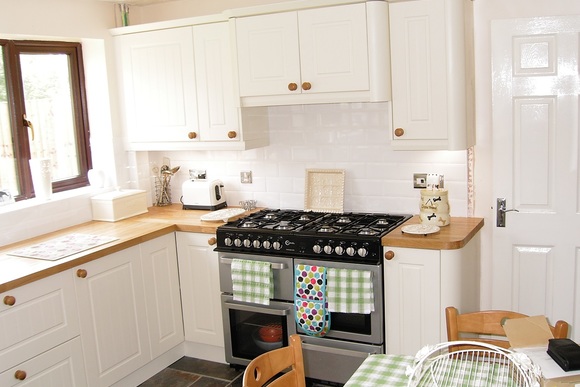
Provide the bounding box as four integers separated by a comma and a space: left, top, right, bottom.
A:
91, 189, 147, 222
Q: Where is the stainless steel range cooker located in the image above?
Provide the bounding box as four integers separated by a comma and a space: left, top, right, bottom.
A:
215, 209, 411, 385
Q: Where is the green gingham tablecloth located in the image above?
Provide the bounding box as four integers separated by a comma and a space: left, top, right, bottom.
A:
344, 353, 525, 386
345, 354, 414, 387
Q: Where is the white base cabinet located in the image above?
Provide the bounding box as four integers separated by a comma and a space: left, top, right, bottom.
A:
389, 0, 475, 150
176, 232, 225, 362
0, 271, 84, 385
384, 234, 480, 355
74, 234, 183, 387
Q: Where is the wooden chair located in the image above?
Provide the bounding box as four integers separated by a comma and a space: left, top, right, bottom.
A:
445, 306, 569, 349
243, 334, 306, 387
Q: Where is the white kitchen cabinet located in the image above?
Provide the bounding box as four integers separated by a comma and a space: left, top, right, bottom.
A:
234, 2, 390, 106
388, 0, 475, 150
74, 244, 151, 387
0, 270, 81, 378
0, 337, 86, 386
176, 232, 225, 362
384, 234, 480, 355
115, 22, 269, 151
140, 233, 184, 359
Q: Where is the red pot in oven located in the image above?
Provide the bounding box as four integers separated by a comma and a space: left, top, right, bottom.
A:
258, 324, 283, 342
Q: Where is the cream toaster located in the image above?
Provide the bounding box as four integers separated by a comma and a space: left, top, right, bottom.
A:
181, 179, 227, 210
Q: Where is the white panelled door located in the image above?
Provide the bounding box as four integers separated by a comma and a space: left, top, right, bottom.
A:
491, 17, 580, 340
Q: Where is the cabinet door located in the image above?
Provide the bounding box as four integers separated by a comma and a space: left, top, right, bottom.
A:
0, 337, 86, 386
389, 0, 448, 142
0, 271, 79, 372
74, 246, 150, 387
384, 247, 440, 355
193, 22, 239, 142
298, 3, 369, 94
235, 11, 301, 97
176, 232, 224, 347
140, 234, 184, 358
116, 27, 198, 143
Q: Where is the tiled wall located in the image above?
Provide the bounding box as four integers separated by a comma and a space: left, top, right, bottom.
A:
138, 102, 469, 216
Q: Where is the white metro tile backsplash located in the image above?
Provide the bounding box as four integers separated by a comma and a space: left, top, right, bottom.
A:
139, 102, 469, 216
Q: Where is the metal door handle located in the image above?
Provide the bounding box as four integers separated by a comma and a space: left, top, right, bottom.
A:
220, 257, 287, 270
496, 198, 519, 227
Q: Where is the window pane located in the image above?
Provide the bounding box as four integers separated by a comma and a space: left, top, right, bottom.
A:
20, 53, 80, 182
0, 47, 20, 196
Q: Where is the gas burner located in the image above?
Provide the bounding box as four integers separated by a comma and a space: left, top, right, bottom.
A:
318, 225, 337, 233
299, 214, 312, 221
376, 219, 390, 226
359, 228, 379, 236
263, 213, 278, 220
276, 221, 293, 231
240, 221, 259, 228
336, 216, 351, 223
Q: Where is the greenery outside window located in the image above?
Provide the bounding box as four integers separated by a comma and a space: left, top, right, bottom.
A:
0, 40, 92, 201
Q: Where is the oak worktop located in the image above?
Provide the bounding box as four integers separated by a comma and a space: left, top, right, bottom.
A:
0, 205, 483, 293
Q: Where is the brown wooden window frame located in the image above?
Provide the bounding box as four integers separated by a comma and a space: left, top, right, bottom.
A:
1, 39, 92, 201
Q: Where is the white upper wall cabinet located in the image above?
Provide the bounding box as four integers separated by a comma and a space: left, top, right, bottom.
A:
114, 22, 269, 151
388, 0, 475, 150
233, 2, 391, 106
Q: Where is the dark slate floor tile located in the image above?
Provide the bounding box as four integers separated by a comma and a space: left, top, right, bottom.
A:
138, 368, 200, 387
169, 357, 243, 382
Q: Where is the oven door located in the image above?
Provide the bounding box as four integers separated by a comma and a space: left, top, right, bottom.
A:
221, 294, 296, 366
294, 258, 384, 345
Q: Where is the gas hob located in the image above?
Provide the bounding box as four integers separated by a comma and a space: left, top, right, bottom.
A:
215, 209, 412, 264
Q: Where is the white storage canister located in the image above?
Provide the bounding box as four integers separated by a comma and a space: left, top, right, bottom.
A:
419, 189, 450, 226
91, 189, 147, 222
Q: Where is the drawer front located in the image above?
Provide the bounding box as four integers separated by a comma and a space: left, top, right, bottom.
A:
0, 337, 86, 386
0, 270, 79, 371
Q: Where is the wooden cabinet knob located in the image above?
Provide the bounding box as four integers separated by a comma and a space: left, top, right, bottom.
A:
76, 269, 88, 278
384, 250, 395, 261
394, 128, 405, 137
208, 237, 217, 246
301, 82, 312, 91
14, 370, 27, 380
227, 131, 237, 139
3, 295, 16, 306
187, 131, 197, 139
288, 82, 298, 91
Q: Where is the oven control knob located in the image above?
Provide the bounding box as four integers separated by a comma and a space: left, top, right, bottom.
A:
335, 246, 344, 255
253, 240, 261, 248
234, 238, 242, 247
243, 239, 251, 248
346, 247, 356, 256
272, 241, 282, 250
357, 247, 368, 257
224, 237, 232, 246
263, 240, 272, 249
313, 244, 322, 254
323, 245, 333, 254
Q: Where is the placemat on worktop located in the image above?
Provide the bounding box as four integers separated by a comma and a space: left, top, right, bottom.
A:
7, 233, 118, 261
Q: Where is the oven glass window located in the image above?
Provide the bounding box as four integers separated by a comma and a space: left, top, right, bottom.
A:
330, 312, 371, 335
229, 309, 290, 359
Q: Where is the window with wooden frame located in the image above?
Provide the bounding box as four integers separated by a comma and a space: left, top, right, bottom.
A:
0, 39, 92, 201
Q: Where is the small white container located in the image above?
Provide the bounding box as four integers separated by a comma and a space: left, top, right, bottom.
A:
91, 189, 147, 222
419, 189, 450, 226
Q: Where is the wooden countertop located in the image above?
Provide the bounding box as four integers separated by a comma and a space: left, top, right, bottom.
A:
382, 215, 484, 250
0, 206, 483, 293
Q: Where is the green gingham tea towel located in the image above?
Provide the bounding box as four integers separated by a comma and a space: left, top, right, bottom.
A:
327, 268, 374, 314
231, 259, 273, 305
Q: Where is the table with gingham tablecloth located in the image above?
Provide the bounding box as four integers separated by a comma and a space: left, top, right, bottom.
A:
344, 353, 524, 386
344, 354, 414, 387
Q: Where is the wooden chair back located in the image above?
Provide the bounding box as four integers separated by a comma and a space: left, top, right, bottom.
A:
243, 334, 306, 387
445, 306, 569, 349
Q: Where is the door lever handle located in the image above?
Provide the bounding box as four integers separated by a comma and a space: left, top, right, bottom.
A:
496, 198, 519, 227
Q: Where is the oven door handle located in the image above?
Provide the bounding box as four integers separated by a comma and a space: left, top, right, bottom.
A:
224, 300, 291, 316
220, 257, 287, 270
301, 342, 374, 358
